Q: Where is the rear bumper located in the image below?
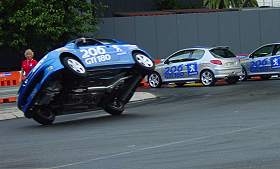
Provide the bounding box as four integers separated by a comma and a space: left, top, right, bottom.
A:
214, 67, 243, 79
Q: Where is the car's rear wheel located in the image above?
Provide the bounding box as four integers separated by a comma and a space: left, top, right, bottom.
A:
200, 70, 216, 86
32, 107, 55, 125
239, 67, 247, 81
62, 56, 87, 77
226, 77, 239, 84
133, 52, 154, 74
148, 72, 162, 88
103, 99, 124, 116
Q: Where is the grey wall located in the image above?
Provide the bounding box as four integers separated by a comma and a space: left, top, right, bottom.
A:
96, 8, 280, 59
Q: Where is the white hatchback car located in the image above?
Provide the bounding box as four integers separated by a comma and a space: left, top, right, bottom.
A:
148, 46, 243, 87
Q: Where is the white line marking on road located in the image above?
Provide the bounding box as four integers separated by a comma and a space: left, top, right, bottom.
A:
48, 122, 280, 169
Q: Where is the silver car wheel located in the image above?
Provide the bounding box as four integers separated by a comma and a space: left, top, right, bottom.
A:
135, 54, 154, 68
67, 58, 86, 74
239, 74, 246, 81
239, 68, 247, 81
149, 73, 160, 88
201, 71, 214, 86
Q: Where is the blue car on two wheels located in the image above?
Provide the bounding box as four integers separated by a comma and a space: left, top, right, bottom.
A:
17, 38, 155, 125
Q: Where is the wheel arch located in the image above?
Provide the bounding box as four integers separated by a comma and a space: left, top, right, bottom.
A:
200, 68, 214, 78
132, 49, 149, 57
59, 52, 85, 67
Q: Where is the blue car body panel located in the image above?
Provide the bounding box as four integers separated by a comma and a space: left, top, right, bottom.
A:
18, 39, 152, 117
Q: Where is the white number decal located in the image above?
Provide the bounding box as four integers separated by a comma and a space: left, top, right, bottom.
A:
88, 48, 97, 57
80, 47, 112, 65
96, 46, 106, 55
85, 54, 111, 65
81, 46, 106, 58
81, 49, 90, 59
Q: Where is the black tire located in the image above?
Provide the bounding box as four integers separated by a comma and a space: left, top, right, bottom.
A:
239, 67, 247, 81
62, 56, 87, 77
133, 52, 155, 74
148, 72, 162, 88
261, 75, 271, 80
103, 100, 124, 116
226, 77, 239, 84
200, 70, 216, 86
175, 83, 185, 87
32, 107, 55, 125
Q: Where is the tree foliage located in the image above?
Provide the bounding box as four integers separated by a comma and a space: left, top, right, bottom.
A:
204, 0, 258, 9
155, 0, 181, 10
0, 0, 103, 54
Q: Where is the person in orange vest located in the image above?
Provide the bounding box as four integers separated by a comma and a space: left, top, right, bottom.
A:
21, 49, 38, 80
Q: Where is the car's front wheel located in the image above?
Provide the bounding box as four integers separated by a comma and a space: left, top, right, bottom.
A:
200, 70, 216, 86
62, 56, 87, 77
148, 72, 162, 88
239, 67, 247, 81
32, 107, 55, 125
133, 52, 155, 74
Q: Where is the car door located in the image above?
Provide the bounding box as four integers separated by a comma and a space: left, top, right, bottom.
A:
246, 45, 274, 76
161, 50, 193, 82
183, 49, 204, 80
270, 44, 280, 73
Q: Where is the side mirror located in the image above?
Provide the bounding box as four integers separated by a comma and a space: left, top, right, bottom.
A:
164, 60, 170, 64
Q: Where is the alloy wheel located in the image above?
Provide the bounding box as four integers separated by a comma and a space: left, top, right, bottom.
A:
135, 54, 154, 68
67, 58, 86, 74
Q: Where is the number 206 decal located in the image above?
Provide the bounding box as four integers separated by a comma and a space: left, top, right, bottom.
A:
80, 47, 111, 65
164, 63, 198, 79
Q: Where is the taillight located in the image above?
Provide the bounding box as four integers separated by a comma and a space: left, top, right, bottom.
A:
210, 60, 222, 65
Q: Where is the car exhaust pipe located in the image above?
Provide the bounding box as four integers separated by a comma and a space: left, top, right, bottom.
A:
87, 76, 132, 92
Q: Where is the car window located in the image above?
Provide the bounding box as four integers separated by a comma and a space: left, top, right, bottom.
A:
76, 38, 102, 47
273, 45, 280, 56
251, 45, 273, 58
98, 39, 118, 45
190, 49, 205, 60
168, 50, 193, 63
210, 48, 236, 58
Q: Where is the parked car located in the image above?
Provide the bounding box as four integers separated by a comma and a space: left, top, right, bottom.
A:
17, 38, 155, 125
148, 46, 242, 87
239, 43, 280, 81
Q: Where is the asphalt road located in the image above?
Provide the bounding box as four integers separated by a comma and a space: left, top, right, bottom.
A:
1, 80, 280, 169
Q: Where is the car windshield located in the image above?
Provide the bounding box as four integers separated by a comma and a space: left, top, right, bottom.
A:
210, 48, 236, 58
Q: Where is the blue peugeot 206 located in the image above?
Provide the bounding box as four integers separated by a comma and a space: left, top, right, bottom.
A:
18, 38, 155, 125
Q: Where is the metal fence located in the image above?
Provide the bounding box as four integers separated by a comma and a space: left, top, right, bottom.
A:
96, 8, 280, 59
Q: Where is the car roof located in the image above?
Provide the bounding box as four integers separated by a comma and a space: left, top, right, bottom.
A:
65, 38, 127, 45
177, 46, 230, 51
259, 42, 280, 46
